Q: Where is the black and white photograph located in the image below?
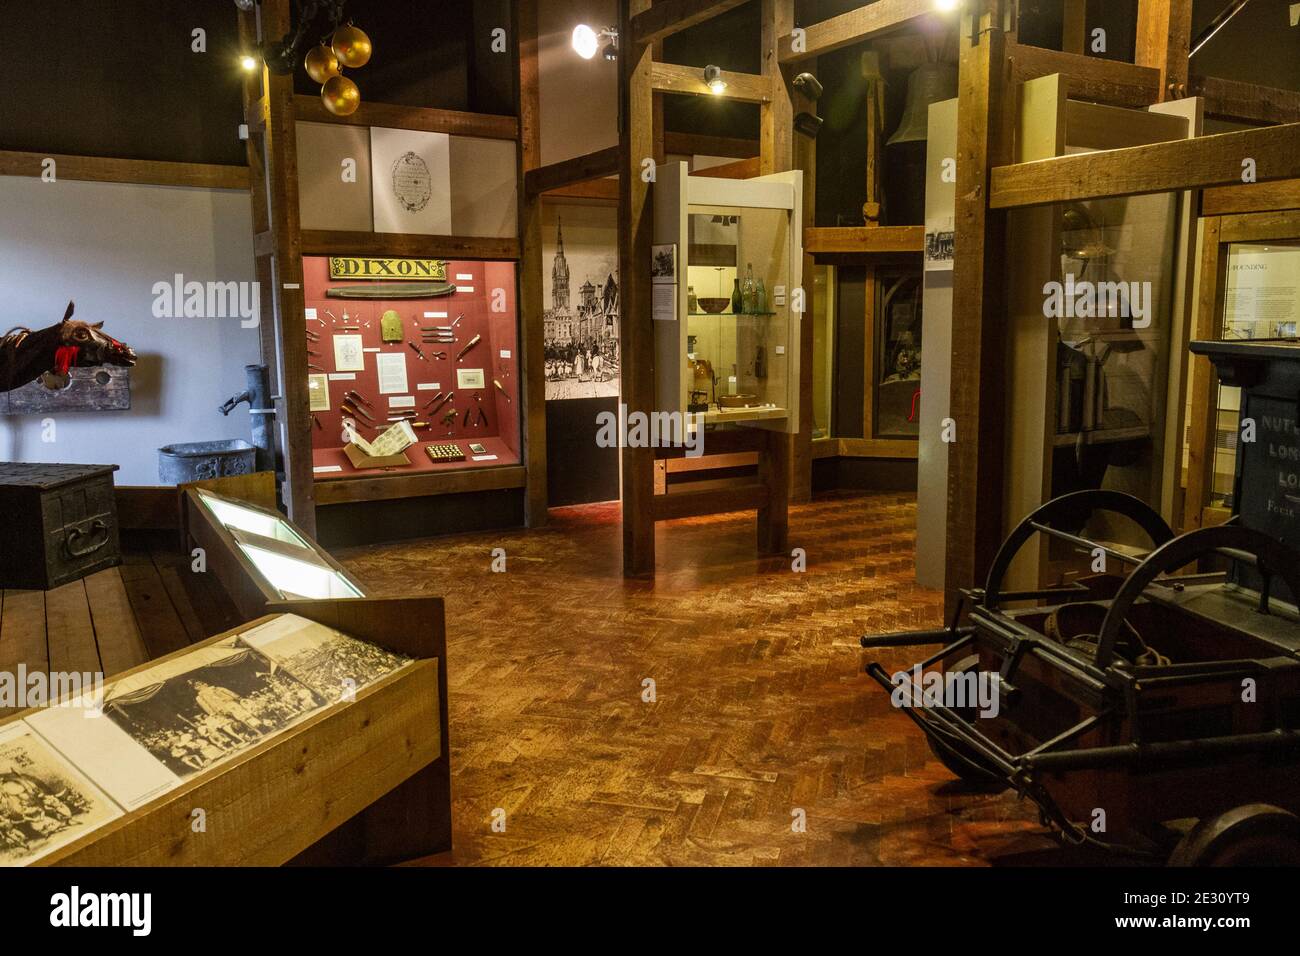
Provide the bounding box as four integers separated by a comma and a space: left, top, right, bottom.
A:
651, 243, 677, 283
542, 207, 621, 401
101, 641, 328, 778
239, 615, 412, 701
0, 722, 121, 866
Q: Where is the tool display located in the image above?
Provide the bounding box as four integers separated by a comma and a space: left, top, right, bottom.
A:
494, 379, 512, 403
408, 341, 428, 362
456, 334, 481, 362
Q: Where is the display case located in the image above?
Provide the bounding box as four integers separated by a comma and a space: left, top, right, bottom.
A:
302, 255, 522, 480
653, 163, 802, 431
185, 487, 366, 617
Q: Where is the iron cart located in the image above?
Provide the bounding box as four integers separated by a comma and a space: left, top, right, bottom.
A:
862, 340, 1300, 865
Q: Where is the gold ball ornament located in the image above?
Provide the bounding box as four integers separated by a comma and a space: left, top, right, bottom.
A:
331, 23, 372, 68
304, 44, 340, 84
321, 75, 360, 116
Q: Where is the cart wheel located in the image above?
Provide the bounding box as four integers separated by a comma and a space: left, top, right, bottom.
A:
926, 655, 1008, 792
1168, 805, 1300, 866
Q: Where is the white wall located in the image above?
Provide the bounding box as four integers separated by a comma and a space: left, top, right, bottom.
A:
0, 178, 260, 485
539, 0, 618, 166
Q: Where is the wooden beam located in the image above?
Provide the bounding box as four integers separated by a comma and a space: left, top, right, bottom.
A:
0, 150, 248, 190
1062, 0, 1087, 54
651, 482, 768, 521
1182, 216, 1224, 533
778, 0, 937, 64
1202, 178, 1300, 216
293, 96, 518, 140
804, 226, 924, 254
314, 466, 527, 506
690, 156, 762, 179
300, 230, 520, 260
1007, 42, 1161, 109
518, 0, 548, 529
945, 0, 1010, 615
649, 62, 770, 103
524, 146, 620, 194
1191, 75, 1300, 126
630, 0, 750, 46
1135, 0, 1192, 101
990, 123, 1300, 209
663, 131, 758, 159
620, 0, 657, 576
544, 179, 620, 201
242, 0, 315, 535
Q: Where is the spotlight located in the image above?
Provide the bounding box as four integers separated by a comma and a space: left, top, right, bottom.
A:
239, 53, 258, 72
704, 65, 727, 95
233, 0, 258, 10
794, 112, 823, 139
934, 0, 960, 10
793, 72, 823, 100
573, 24, 618, 60
573, 24, 599, 59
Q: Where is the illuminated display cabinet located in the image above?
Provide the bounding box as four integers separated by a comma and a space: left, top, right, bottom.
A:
186, 488, 365, 614
653, 163, 803, 431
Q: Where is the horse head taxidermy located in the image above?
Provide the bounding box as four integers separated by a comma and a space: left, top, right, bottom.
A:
1, 302, 138, 392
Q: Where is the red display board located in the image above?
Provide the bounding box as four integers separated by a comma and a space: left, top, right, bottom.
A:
303, 256, 521, 479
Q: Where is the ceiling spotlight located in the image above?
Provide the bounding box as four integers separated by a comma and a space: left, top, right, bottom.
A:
573, 24, 618, 60
704, 65, 727, 94
239, 53, 259, 72
934, 0, 960, 11
793, 72, 823, 100
233, 0, 258, 10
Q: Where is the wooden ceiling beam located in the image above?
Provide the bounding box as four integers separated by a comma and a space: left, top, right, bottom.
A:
663, 131, 758, 159
1008, 42, 1161, 109
293, 96, 519, 140
649, 62, 770, 103
1191, 75, 1300, 126
523, 146, 620, 195
990, 122, 1300, 209
778, 0, 939, 64
629, 0, 751, 46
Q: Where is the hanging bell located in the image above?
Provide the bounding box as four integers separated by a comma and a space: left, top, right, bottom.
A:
322, 74, 360, 116
304, 44, 340, 84
887, 63, 957, 146
332, 23, 373, 68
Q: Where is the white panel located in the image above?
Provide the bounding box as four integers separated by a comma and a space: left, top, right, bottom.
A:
296, 121, 373, 232
450, 136, 519, 239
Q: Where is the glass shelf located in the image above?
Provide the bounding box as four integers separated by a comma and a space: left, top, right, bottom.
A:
688, 312, 778, 318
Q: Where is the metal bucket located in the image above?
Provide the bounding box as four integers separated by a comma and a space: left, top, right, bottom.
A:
158, 440, 257, 484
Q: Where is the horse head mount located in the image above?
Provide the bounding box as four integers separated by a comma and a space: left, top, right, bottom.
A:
41, 301, 138, 389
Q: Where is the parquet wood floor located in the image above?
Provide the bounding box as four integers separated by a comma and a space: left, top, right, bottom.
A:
336, 491, 1069, 866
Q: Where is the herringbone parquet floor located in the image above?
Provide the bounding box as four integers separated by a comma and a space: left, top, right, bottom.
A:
337, 491, 1061, 866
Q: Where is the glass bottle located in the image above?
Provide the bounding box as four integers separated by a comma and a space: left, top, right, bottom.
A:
687, 286, 698, 315
755, 279, 767, 315
742, 264, 756, 315
731, 277, 743, 314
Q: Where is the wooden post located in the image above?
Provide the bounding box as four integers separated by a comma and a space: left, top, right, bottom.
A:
792, 49, 818, 503
239, 0, 315, 536
945, 0, 1009, 615
1136, 0, 1192, 101
620, 0, 657, 576
516, 0, 548, 528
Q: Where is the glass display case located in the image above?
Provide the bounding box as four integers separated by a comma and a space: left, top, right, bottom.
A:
1207, 241, 1300, 509
653, 163, 802, 431
301, 255, 521, 479
189, 489, 365, 604
873, 266, 922, 439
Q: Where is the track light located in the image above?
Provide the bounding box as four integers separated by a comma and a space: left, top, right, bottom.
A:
704, 65, 727, 94
793, 72, 823, 100
573, 24, 618, 60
